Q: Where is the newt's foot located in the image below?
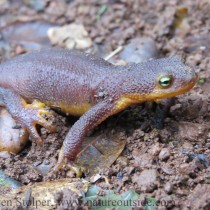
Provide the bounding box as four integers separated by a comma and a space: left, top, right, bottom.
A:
53, 148, 86, 178
54, 160, 84, 178
20, 101, 56, 144
53, 157, 85, 178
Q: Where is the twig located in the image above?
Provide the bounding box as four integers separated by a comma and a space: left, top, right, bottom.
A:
104, 46, 123, 61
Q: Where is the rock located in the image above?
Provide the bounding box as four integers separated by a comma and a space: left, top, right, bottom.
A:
22, 0, 46, 11
46, 0, 66, 17
1, 21, 55, 51
161, 163, 175, 175
182, 142, 193, 150
66, 170, 76, 178
178, 121, 208, 142
0, 108, 29, 154
120, 37, 158, 63
48, 23, 92, 50
15, 45, 26, 55
35, 162, 51, 176
193, 154, 209, 168
164, 182, 173, 194
183, 184, 210, 210
0, 170, 21, 194
0, 0, 9, 10
132, 129, 145, 140
132, 150, 153, 168
132, 169, 157, 192
170, 103, 182, 112
184, 35, 210, 53
0, 151, 11, 159
148, 142, 161, 156
90, 174, 102, 183
179, 163, 197, 176
124, 166, 134, 175
116, 156, 128, 167
159, 148, 170, 161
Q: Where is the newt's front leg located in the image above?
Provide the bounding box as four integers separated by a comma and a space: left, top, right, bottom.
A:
0, 88, 56, 144
54, 100, 115, 174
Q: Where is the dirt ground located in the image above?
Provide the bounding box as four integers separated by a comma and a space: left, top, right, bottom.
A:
0, 0, 210, 209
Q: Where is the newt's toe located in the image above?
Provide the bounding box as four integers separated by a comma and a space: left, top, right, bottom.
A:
66, 164, 84, 178
27, 125, 43, 145
30, 100, 46, 109
39, 109, 53, 116
35, 115, 56, 132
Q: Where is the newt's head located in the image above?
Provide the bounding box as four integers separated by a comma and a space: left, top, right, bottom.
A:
121, 57, 197, 102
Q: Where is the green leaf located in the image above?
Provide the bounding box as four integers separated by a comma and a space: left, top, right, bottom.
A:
198, 77, 206, 84
145, 197, 157, 210
0, 170, 21, 190
96, 4, 108, 21
85, 186, 140, 210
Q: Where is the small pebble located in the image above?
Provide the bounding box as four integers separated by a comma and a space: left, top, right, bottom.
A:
132, 169, 157, 193
206, 142, 210, 149
15, 45, 26, 55
149, 143, 161, 156
164, 182, 173, 193
159, 148, 170, 161
117, 156, 128, 166
0, 151, 11, 159
179, 163, 197, 176
120, 37, 158, 63
117, 171, 124, 180
66, 170, 76, 178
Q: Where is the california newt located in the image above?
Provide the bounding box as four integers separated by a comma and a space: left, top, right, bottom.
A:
0, 48, 197, 172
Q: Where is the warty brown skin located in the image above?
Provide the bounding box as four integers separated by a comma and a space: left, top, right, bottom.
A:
0, 48, 197, 169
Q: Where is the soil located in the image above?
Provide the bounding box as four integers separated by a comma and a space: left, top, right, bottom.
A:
0, 0, 210, 210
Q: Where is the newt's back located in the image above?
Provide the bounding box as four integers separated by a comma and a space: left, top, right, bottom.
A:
0, 48, 112, 105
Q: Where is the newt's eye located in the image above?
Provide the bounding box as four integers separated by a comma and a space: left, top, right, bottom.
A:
158, 75, 173, 88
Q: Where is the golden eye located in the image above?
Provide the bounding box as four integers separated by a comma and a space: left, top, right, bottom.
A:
158, 75, 173, 88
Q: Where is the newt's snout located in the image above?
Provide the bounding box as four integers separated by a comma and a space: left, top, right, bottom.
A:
188, 70, 198, 87
175, 67, 198, 95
